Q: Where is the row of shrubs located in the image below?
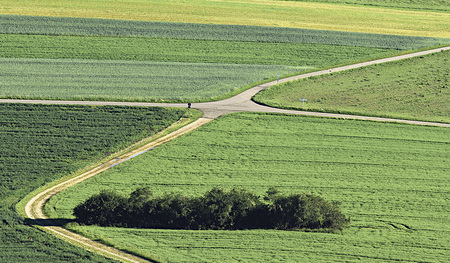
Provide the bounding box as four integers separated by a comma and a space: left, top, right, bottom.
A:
73, 187, 350, 231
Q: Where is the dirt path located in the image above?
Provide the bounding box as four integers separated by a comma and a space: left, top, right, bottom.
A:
24, 118, 212, 263
2, 46, 449, 126
13, 46, 450, 262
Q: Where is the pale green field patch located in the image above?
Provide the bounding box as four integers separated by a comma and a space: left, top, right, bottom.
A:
0, 58, 307, 102
52, 113, 450, 262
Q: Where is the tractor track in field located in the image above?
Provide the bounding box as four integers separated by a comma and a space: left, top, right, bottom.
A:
9, 45, 450, 263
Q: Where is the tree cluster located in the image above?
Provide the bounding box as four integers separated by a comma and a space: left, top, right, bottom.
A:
73, 187, 350, 231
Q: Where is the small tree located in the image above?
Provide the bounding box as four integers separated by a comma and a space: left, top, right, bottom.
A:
192, 187, 261, 230
270, 193, 350, 230
73, 190, 127, 226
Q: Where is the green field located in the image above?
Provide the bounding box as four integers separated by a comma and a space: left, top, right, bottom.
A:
6, 15, 444, 102
0, 103, 186, 263
51, 113, 450, 262
3, 0, 450, 261
2, 15, 448, 49
1, 34, 400, 65
1, 0, 449, 37
2, 14, 448, 102
0, 58, 306, 102
254, 50, 450, 123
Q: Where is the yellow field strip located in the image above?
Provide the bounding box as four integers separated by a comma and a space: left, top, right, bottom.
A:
1, 0, 449, 37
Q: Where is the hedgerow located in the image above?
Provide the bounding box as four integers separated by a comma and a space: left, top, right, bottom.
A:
74, 187, 350, 231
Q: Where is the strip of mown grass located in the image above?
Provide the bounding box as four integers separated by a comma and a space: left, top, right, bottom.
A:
0, 103, 186, 263
2, 15, 448, 49
254, 50, 450, 123
284, 0, 450, 12
0, 58, 306, 102
0, 0, 448, 37
52, 113, 450, 262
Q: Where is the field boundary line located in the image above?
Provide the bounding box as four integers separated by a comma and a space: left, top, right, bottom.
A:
23, 118, 212, 263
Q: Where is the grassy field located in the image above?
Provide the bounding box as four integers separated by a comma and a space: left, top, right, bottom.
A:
0, 103, 186, 262
1, 0, 449, 37
286, 0, 450, 12
51, 113, 450, 262
254, 50, 450, 123
0, 58, 306, 102
1, 34, 400, 66
3, 0, 449, 261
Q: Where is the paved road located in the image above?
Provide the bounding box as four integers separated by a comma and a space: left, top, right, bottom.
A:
2, 45, 449, 126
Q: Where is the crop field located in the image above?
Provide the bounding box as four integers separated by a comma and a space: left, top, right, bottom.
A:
2, 15, 448, 49
4, 15, 446, 102
51, 113, 450, 262
1, 0, 449, 37
3, 0, 450, 262
2, 14, 448, 102
0, 103, 185, 262
1, 33, 401, 65
254, 50, 450, 123
0, 58, 305, 101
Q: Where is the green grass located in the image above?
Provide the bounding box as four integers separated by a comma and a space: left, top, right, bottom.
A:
0, 34, 403, 66
254, 50, 450, 123
51, 112, 450, 262
1, 0, 449, 37
2, 15, 448, 49
283, 0, 450, 12
0, 103, 186, 262
0, 58, 307, 102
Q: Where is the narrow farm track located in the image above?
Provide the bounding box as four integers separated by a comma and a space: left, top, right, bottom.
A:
12, 45, 450, 263
24, 118, 213, 263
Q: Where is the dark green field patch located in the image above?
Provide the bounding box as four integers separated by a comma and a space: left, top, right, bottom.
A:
0, 103, 185, 262
2, 15, 448, 49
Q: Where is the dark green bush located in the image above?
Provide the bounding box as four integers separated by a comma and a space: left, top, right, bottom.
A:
73, 190, 127, 226
74, 187, 350, 231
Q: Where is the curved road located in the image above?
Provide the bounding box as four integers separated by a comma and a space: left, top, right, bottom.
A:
3, 46, 449, 126
11, 45, 450, 263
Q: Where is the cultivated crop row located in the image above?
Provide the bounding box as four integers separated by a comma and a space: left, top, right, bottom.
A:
2, 15, 448, 49
0, 34, 402, 66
